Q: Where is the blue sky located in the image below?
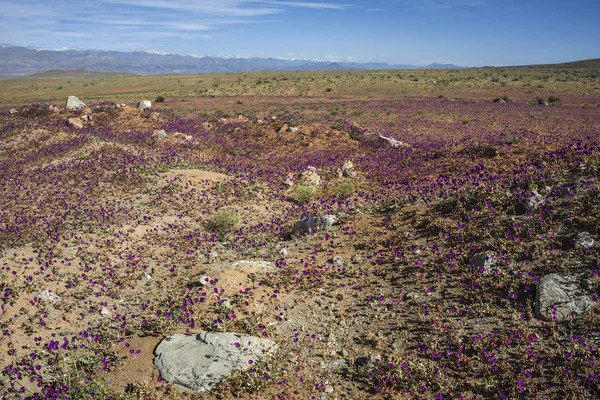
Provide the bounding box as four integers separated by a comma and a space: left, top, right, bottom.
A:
0, 0, 598, 66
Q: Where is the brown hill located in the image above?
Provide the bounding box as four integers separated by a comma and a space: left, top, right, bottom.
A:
25, 69, 138, 79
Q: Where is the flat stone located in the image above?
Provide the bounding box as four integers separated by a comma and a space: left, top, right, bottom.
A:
9, 108, 18, 115
331, 256, 345, 267
469, 251, 499, 274
154, 332, 277, 392
36, 290, 61, 302
526, 190, 544, 210
378, 135, 409, 149
65, 96, 87, 110
138, 100, 152, 109
535, 273, 593, 322
327, 360, 348, 369
293, 214, 337, 236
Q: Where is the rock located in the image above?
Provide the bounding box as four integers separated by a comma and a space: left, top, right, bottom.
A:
288, 127, 299, 133
378, 135, 409, 149
284, 172, 296, 187
65, 96, 87, 110
153, 130, 168, 140
9, 108, 17, 115
36, 290, 61, 302
327, 359, 348, 369
574, 232, 594, 249
67, 118, 84, 129
300, 166, 322, 186
137, 100, 152, 109
331, 256, 345, 267
325, 386, 334, 393
338, 160, 357, 179
154, 332, 277, 392
208, 251, 219, 263
202, 122, 213, 129
535, 273, 593, 322
48, 104, 60, 113
526, 190, 544, 210
101, 307, 112, 317
279, 248, 289, 257
405, 291, 419, 300
293, 214, 337, 236
278, 124, 289, 134
231, 260, 273, 270
351, 254, 364, 264
493, 98, 506, 103
469, 251, 499, 274
581, 277, 594, 291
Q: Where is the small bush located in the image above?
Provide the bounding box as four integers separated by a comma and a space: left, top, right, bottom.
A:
334, 180, 356, 196
210, 210, 240, 236
548, 95, 561, 103
289, 183, 317, 204
155, 96, 165, 103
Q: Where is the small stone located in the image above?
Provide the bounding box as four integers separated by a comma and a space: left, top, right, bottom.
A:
208, 251, 219, 263
351, 254, 364, 264
378, 135, 410, 149
82, 114, 93, 122
327, 360, 348, 369
574, 232, 594, 249
36, 290, 61, 302
65, 96, 87, 110
9, 108, 18, 115
284, 172, 296, 187
300, 166, 322, 186
405, 291, 419, 300
67, 118, 84, 129
331, 256, 345, 267
324, 386, 334, 393
101, 307, 111, 317
293, 214, 337, 236
138, 100, 152, 109
202, 121, 213, 129
526, 190, 544, 210
581, 278, 594, 291
493, 98, 506, 103
339, 160, 357, 179
288, 127, 299, 133
279, 124, 289, 134
279, 248, 289, 257
153, 130, 168, 140
469, 251, 499, 274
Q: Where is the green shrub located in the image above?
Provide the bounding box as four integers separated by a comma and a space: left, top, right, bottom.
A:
155, 95, 165, 103
210, 210, 240, 236
289, 183, 317, 204
548, 95, 561, 103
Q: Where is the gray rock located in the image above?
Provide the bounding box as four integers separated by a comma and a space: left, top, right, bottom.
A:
278, 248, 289, 257
154, 332, 277, 392
526, 190, 544, 210
378, 135, 409, 149
65, 96, 87, 110
338, 160, 357, 179
36, 290, 61, 302
535, 273, 593, 321
574, 232, 594, 249
469, 251, 499, 274
300, 166, 322, 186
138, 100, 152, 109
493, 98, 506, 104
327, 360, 348, 369
288, 127, 299, 133
231, 260, 273, 270
331, 256, 345, 267
293, 214, 337, 236
351, 254, 364, 264
9, 108, 17, 115
153, 130, 168, 140
67, 118, 84, 129
404, 291, 419, 300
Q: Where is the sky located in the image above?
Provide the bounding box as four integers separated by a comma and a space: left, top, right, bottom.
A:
0, 0, 599, 66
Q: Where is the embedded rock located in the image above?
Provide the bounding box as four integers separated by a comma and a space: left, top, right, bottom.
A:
137, 100, 152, 109
293, 214, 337, 236
300, 166, 322, 186
36, 290, 61, 302
378, 135, 409, 149
153, 130, 167, 140
574, 232, 594, 249
9, 108, 17, 115
469, 251, 499, 274
526, 190, 544, 210
535, 273, 593, 322
67, 118, 84, 129
154, 332, 277, 392
338, 160, 357, 179
65, 96, 87, 110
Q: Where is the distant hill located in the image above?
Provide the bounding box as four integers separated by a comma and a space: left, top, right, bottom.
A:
26, 69, 138, 79
499, 58, 600, 69
0, 45, 467, 77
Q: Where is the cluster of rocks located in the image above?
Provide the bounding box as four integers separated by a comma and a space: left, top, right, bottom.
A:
285, 161, 357, 187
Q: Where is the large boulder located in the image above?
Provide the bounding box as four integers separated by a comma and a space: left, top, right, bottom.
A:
293, 214, 337, 236
65, 96, 87, 110
138, 100, 152, 109
154, 332, 277, 392
535, 273, 593, 321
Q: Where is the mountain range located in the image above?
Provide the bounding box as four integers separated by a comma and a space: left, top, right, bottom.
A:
0, 44, 466, 77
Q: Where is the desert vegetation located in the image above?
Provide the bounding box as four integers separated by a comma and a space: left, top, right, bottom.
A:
0, 68, 599, 399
